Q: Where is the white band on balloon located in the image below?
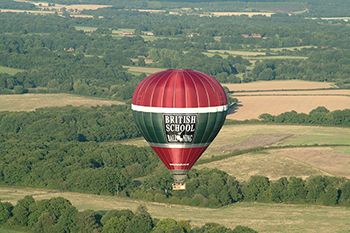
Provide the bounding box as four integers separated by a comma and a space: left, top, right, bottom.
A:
131, 104, 228, 113
149, 142, 210, 149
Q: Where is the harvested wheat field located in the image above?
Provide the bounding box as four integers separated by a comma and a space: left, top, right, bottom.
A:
230, 95, 350, 120
1, 186, 350, 233
234, 89, 350, 96
197, 147, 350, 181
0, 94, 123, 112
225, 80, 335, 91
64, 4, 112, 10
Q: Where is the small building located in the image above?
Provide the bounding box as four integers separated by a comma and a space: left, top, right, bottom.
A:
187, 32, 200, 38
121, 31, 134, 36
143, 31, 154, 36
64, 48, 75, 52
241, 33, 264, 39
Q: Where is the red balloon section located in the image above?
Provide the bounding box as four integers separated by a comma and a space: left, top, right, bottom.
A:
132, 69, 227, 108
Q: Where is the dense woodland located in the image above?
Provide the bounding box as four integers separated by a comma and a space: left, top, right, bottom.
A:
0, 197, 257, 233
1, 106, 350, 209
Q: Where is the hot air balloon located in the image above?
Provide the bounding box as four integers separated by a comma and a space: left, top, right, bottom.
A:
132, 69, 228, 190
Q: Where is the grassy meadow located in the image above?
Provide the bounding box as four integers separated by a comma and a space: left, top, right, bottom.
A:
0, 65, 25, 75
198, 146, 350, 180
123, 65, 166, 75
0, 227, 28, 233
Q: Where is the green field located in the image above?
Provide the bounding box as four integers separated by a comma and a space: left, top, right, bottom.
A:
74, 26, 97, 33
123, 65, 167, 75
0, 227, 28, 233
263, 45, 318, 52
0, 65, 25, 75
204, 51, 308, 60
141, 35, 178, 42
207, 50, 266, 56
1, 186, 350, 233
248, 55, 308, 60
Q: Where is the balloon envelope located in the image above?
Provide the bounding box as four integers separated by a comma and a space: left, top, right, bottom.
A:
132, 69, 228, 189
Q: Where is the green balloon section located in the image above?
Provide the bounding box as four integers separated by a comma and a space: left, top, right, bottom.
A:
133, 111, 227, 145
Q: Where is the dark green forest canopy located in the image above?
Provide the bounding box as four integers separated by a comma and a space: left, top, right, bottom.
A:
0, 1, 36, 10
258, 107, 350, 127
1, 106, 350, 208
0, 105, 140, 142
0, 196, 258, 233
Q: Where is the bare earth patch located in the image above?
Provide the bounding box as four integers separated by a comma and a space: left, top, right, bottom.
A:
0, 94, 123, 112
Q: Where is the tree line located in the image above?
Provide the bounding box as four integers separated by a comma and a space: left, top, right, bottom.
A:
0, 196, 257, 233
259, 107, 350, 127
134, 168, 350, 208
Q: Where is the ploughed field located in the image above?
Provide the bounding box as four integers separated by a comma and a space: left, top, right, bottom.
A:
1, 186, 350, 233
